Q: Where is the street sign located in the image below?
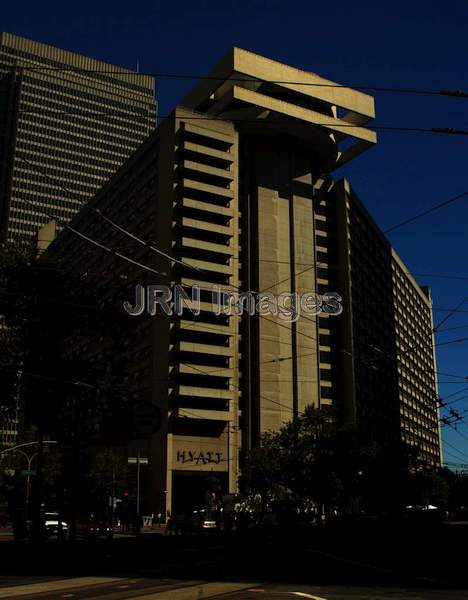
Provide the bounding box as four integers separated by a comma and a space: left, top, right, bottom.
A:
21, 469, 36, 476
128, 457, 148, 465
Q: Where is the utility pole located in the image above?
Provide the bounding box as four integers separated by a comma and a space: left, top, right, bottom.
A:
110, 462, 116, 527
69, 394, 80, 542
13, 368, 23, 449
136, 447, 141, 538
31, 428, 44, 542
128, 449, 148, 538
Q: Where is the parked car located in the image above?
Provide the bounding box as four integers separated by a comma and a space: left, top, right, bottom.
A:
44, 512, 68, 539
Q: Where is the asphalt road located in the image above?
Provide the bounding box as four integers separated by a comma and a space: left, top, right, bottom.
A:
2, 523, 468, 598
1, 577, 468, 600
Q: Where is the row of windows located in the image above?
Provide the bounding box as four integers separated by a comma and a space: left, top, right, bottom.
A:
8, 217, 44, 233
18, 113, 147, 158
14, 158, 108, 190
395, 302, 431, 333
399, 364, 435, 388
18, 119, 137, 161
22, 73, 154, 115
392, 263, 432, 326
13, 166, 101, 196
21, 91, 152, 139
14, 147, 117, 179
1, 45, 153, 95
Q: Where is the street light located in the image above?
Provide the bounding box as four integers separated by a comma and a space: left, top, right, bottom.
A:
0, 441, 58, 514
0, 440, 57, 456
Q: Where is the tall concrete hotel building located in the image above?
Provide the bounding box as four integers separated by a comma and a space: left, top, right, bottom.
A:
0, 32, 156, 242
43, 49, 441, 515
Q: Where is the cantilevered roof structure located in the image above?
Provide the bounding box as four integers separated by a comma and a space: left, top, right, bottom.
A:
182, 47, 376, 170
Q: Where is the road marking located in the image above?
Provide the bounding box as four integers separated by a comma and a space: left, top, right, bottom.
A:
129, 581, 257, 600
306, 547, 462, 588
247, 590, 265, 593
0, 577, 124, 598
118, 585, 130, 589
292, 593, 327, 600
60, 595, 75, 599
304, 548, 393, 574
415, 575, 463, 588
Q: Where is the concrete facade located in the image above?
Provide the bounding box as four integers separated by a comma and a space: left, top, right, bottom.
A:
0, 32, 156, 242
42, 48, 441, 516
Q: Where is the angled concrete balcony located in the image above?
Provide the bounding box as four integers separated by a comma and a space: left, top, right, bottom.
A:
173, 407, 231, 421
178, 363, 235, 378
181, 122, 234, 146
177, 386, 236, 400
180, 197, 234, 220
181, 160, 234, 182
177, 256, 233, 275
177, 340, 233, 355
177, 236, 233, 257
180, 178, 234, 201
181, 217, 233, 237
177, 318, 236, 335
180, 140, 234, 164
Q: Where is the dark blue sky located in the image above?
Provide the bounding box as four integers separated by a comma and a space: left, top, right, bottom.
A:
4, 0, 468, 465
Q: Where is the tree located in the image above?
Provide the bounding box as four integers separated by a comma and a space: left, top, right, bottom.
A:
240, 406, 447, 520
240, 407, 348, 517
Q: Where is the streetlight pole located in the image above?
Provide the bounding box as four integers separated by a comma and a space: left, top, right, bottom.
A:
0, 440, 57, 457
25, 453, 37, 507
31, 427, 44, 542
127, 450, 147, 538
14, 450, 38, 508
0, 440, 57, 539
136, 447, 141, 538
3, 448, 38, 514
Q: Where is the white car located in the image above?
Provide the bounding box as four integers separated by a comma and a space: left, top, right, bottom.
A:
44, 512, 68, 539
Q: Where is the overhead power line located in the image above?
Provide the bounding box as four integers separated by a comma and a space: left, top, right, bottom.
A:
178, 361, 294, 415
443, 438, 468, 461
15, 156, 166, 280
372, 295, 468, 367
440, 394, 468, 410
0, 365, 130, 391
438, 324, 468, 333
256, 186, 468, 299
385, 191, 468, 234
7, 108, 468, 136
435, 297, 468, 330
7, 64, 468, 98
94, 208, 205, 275
440, 386, 468, 402
451, 425, 468, 445
258, 260, 468, 282
437, 371, 468, 380
12, 147, 460, 410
